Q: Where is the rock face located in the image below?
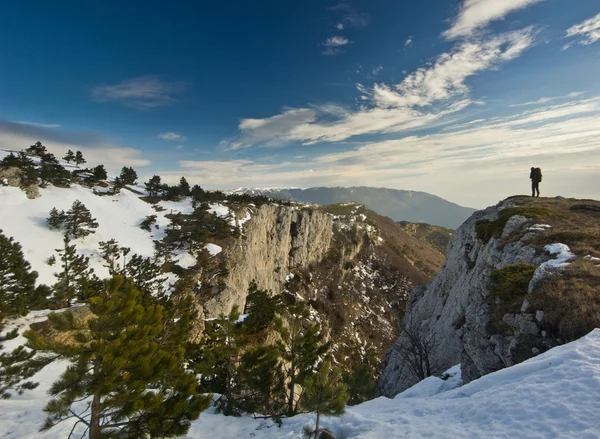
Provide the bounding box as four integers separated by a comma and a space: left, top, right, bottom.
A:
204, 204, 334, 317
378, 200, 555, 397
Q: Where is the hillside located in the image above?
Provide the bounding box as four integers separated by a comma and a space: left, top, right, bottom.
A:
233, 187, 476, 229
2, 307, 599, 438
379, 195, 600, 396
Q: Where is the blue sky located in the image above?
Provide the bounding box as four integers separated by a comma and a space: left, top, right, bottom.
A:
1, 0, 599, 207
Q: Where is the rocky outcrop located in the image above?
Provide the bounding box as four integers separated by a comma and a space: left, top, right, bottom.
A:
203, 204, 334, 317
378, 200, 557, 397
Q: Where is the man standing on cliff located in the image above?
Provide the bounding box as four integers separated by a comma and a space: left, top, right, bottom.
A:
530, 167, 542, 197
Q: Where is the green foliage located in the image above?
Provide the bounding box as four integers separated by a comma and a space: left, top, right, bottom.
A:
275, 301, 330, 416
140, 214, 158, 232
26, 276, 211, 438
99, 239, 130, 274
238, 345, 285, 414
51, 235, 99, 306
74, 150, 86, 166
124, 254, 166, 297
243, 282, 282, 333
475, 207, 552, 244
301, 360, 347, 439
342, 359, 376, 405
26, 141, 48, 157
191, 306, 248, 416
62, 150, 75, 164
145, 175, 162, 196
92, 164, 107, 181
47, 200, 99, 239
179, 176, 191, 196
119, 166, 138, 185
489, 263, 536, 301
0, 230, 39, 316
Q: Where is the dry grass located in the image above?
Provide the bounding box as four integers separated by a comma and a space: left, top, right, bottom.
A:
530, 259, 600, 342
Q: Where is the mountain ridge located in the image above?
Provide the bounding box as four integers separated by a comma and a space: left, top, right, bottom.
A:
231, 186, 476, 229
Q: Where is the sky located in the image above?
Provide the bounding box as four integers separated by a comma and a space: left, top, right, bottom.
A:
1, 0, 599, 208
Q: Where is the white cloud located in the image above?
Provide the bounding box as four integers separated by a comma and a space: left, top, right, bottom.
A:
11, 121, 61, 128
404, 37, 413, 48
323, 36, 351, 47
336, 23, 344, 30
372, 66, 383, 76
91, 76, 185, 109
443, 0, 545, 40
176, 145, 185, 150
565, 13, 600, 47
509, 92, 584, 107
227, 28, 537, 148
0, 121, 150, 173
159, 132, 187, 141
172, 94, 600, 207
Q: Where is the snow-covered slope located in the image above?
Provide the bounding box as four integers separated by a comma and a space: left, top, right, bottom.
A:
2, 314, 600, 438
0, 185, 230, 288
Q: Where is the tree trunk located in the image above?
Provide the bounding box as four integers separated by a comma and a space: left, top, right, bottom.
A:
314, 411, 320, 439
89, 358, 102, 439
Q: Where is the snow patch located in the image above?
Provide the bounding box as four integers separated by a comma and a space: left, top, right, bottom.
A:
204, 243, 222, 256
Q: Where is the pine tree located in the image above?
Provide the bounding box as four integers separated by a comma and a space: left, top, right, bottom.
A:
0, 230, 38, 316
119, 166, 138, 185
145, 175, 162, 197
64, 200, 99, 239
112, 176, 124, 194
25, 276, 212, 438
92, 164, 107, 182
243, 282, 282, 333
238, 345, 285, 415
47, 207, 66, 230
275, 301, 330, 416
191, 306, 248, 416
342, 345, 377, 405
51, 235, 97, 306
63, 150, 75, 164
301, 360, 348, 439
26, 141, 48, 157
38, 158, 71, 187
98, 239, 120, 274
124, 254, 166, 297
179, 176, 191, 196
74, 151, 86, 166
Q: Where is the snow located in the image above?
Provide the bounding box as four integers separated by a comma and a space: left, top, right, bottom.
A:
584, 255, 600, 262
394, 364, 463, 399
204, 243, 222, 256
208, 203, 229, 218
0, 186, 160, 285
531, 243, 576, 284
528, 223, 552, 232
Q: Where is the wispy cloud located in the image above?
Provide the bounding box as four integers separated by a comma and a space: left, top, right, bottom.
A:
372, 66, 383, 76
176, 144, 185, 150
564, 13, 600, 48
91, 76, 185, 109
12, 121, 61, 128
322, 36, 352, 55
329, 2, 370, 28
227, 27, 537, 148
0, 120, 150, 172
170, 94, 600, 207
336, 23, 344, 30
159, 132, 187, 141
443, 0, 545, 40
509, 92, 584, 107
404, 37, 413, 48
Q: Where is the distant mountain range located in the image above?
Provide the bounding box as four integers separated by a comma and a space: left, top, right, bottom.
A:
232, 187, 476, 229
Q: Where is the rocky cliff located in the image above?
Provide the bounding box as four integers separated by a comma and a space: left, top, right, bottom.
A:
193, 201, 446, 363
378, 196, 600, 397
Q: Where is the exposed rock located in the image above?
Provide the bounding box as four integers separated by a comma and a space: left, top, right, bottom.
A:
378, 199, 553, 397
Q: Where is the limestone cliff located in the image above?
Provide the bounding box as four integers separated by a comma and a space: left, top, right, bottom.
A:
378, 196, 600, 397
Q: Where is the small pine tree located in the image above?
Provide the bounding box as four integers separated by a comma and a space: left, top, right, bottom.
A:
0, 230, 39, 316
112, 176, 124, 194
243, 282, 282, 333
64, 200, 99, 239
191, 306, 248, 416
26, 141, 47, 157
238, 345, 285, 415
62, 150, 75, 164
275, 301, 330, 416
47, 208, 66, 230
301, 360, 348, 439
25, 276, 212, 438
74, 151, 86, 166
123, 254, 166, 297
179, 176, 191, 196
145, 175, 162, 197
51, 235, 97, 306
92, 164, 107, 182
98, 239, 120, 274
119, 166, 138, 185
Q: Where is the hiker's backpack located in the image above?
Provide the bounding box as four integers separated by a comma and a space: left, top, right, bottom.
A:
535, 167, 542, 182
